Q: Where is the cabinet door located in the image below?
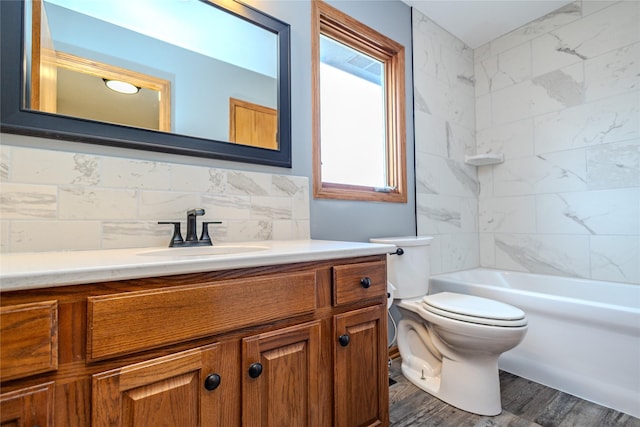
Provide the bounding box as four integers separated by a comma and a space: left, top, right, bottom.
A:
334, 305, 389, 427
92, 344, 225, 427
243, 321, 322, 427
0, 382, 54, 427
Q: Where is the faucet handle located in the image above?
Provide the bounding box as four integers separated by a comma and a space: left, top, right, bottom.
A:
200, 221, 222, 246
158, 222, 184, 247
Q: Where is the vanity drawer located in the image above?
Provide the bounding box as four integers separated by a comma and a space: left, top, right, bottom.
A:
333, 260, 386, 306
0, 301, 58, 381
87, 271, 317, 360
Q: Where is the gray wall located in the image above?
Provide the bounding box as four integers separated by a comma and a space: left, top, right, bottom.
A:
250, 0, 417, 242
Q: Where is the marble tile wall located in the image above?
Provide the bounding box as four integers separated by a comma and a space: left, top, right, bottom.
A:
412, 9, 479, 275
0, 144, 310, 252
414, 1, 639, 283
475, 1, 639, 283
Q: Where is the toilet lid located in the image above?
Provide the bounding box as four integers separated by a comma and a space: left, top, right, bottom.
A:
422, 292, 527, 327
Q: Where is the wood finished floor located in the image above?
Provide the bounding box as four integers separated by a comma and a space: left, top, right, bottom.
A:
388, 358, 640, 427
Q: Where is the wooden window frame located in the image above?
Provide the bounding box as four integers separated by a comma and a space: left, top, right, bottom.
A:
311, 0, 407, 203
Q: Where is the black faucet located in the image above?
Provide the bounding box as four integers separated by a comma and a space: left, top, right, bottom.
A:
186, 208, 204, 242
159, 208, 221, 247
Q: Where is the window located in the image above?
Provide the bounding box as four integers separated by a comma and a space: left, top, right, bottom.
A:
312, 0, 407, 202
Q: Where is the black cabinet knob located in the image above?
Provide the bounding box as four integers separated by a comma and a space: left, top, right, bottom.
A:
204, 373, 221, 391
338, 334, 350, 347
360, 277, 372, 288
248, 362, 263, 378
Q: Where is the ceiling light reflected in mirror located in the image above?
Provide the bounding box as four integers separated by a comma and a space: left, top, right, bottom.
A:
103, 79, 140, 95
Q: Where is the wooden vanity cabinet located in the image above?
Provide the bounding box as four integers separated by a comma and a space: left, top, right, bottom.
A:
0, 255, 389, 427
242, 321, 322, 426
333, 261, 389, 427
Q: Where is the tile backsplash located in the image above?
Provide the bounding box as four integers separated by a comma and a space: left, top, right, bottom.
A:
0, 143, 310, 252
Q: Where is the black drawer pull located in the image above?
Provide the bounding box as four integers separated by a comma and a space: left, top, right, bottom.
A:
338, 334, 350, 347
204, 373, 221, 391
248, 362, 263, 378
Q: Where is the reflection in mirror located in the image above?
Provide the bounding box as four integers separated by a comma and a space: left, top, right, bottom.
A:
1, 0, 291, 167
229, 98, 277, 149
51, 52, 170, 131
26, 0, 277, 147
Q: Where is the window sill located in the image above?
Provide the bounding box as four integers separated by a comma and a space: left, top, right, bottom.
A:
314, 183, 407, 203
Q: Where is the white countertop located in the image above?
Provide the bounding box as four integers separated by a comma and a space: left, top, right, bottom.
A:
0, 240, 395, 291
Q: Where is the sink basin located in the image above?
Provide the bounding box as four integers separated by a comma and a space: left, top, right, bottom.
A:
138, 245, 269, 257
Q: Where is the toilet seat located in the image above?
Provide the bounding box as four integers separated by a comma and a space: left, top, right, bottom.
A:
423, 292, 527, 327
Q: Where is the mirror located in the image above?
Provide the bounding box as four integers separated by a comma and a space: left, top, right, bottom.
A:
0, 0, 292, 167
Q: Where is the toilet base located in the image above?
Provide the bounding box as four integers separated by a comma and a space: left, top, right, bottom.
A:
401, 354, 502, 416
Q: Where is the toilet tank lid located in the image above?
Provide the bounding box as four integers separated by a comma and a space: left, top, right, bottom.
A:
370, 236, 433, 246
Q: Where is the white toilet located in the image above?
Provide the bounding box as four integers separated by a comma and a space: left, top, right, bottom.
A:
370, 236, 527, 416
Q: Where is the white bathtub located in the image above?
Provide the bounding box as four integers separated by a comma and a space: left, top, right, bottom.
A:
429, 268, 640, 418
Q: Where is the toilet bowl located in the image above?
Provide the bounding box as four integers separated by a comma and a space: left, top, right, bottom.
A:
370, 236, 527, 416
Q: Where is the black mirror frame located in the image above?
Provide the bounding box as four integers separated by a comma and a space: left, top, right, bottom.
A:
0, 0, 292, 168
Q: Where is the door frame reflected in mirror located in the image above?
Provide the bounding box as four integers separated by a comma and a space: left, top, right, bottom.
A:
50, 51, 171, 132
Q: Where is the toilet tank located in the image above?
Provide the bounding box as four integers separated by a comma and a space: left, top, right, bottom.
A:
369, 236, 433, 299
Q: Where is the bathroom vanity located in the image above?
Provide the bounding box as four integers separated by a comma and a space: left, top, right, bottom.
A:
0, 240, 393, 426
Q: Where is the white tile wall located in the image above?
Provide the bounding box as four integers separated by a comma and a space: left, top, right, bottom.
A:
584, 42, 639, 102
590, 235, 640, 283
586, 139, 640, 189
476, 119, 534, 160
415, 1, 639, 283
412, 9, 478, 275
533, 92, 639, 154
475, 0, 640, 284
489, 2, 582, 55
493, 233, 591, 277
0, 144, 310, 252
